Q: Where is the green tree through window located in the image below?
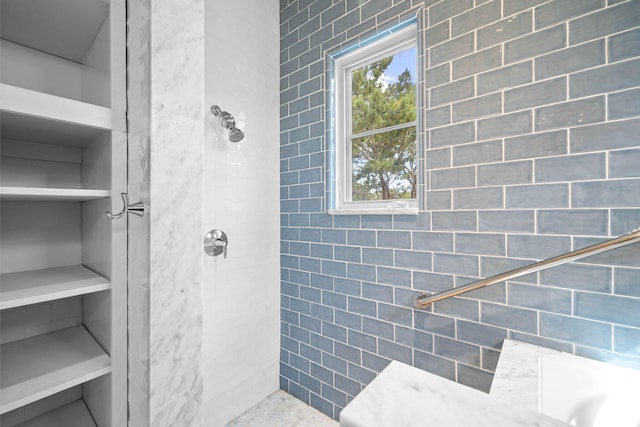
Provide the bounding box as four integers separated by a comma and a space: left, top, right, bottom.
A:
350, 49, 417, 201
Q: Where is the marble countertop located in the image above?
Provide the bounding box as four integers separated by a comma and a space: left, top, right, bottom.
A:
339, 360, 569, 427
489, 339, 561, 412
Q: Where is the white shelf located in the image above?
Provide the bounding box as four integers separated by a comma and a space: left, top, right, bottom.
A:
0, 326, 111, 414
0, 187, 110, 201
1, 110, 107, 148
15, 400, 96, 427
0, 84, 125, 132
2, 0, 108, 63
1, 0, 123, 423
0, 266, 110, 310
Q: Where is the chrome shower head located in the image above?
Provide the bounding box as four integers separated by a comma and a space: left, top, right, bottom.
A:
228, 127, 245, 143
210, 104, 245, 142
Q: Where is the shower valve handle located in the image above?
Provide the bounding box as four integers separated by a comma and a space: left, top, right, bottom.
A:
214, 239, 228, 258
204, 229, 228, 258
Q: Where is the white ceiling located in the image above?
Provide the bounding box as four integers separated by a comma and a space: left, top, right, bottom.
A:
1, 0, 109, 63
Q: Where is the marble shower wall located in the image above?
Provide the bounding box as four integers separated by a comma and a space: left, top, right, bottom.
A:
202, 0, 281, 426
127, 0, 278, 425
128, 0, 205, 426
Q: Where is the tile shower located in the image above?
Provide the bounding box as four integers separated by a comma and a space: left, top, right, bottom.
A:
279, 0, 640, 420
203, 1, 280, 425
126, 0, 279, 425
1, 0, 639, 426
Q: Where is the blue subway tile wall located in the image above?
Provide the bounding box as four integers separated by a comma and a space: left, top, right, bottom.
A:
280, 0, 640, 420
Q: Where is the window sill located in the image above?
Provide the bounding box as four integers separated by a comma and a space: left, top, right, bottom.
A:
328, 207, 419, 216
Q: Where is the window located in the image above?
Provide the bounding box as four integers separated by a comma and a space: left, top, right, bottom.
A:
330, 21, 421, 214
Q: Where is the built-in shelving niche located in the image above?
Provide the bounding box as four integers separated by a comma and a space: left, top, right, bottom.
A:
0, 0, 126, 425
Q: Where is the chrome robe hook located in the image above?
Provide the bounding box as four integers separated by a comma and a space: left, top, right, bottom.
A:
105, 193, 145, 220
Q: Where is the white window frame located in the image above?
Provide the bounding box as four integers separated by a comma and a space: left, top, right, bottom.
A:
330, 24, 419, 215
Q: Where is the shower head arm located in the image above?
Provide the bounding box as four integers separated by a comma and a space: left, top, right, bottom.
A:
210, 105, 222, 117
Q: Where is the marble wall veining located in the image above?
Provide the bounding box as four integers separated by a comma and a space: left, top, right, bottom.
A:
127, 0, 205, 425
148, 0, 205, 422
202, 1, 281, 426
127, 0, 279, 425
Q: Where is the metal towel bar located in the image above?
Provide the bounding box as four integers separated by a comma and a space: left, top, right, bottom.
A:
414, 228, 640, 309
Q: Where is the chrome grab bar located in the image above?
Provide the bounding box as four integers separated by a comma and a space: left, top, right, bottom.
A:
414, 228, 640, 310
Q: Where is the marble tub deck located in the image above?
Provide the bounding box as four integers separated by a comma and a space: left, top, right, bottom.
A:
341, 338, 583, 427
226, 340, 567, 426
226, 390, 338, 427
489, 339, 561, 412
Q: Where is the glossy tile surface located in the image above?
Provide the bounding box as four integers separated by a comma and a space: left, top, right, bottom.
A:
202, 0, 281, 425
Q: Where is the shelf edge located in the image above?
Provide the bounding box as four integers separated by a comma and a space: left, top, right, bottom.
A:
0, 187, 111, 201
1, 357, 111, 414
0, 84, 126, 132
0, 327, 112, 415
14, 400, 97, 427
0, 277, 111, 310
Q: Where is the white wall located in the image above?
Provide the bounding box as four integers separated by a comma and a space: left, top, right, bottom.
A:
203, 1, 281, 425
